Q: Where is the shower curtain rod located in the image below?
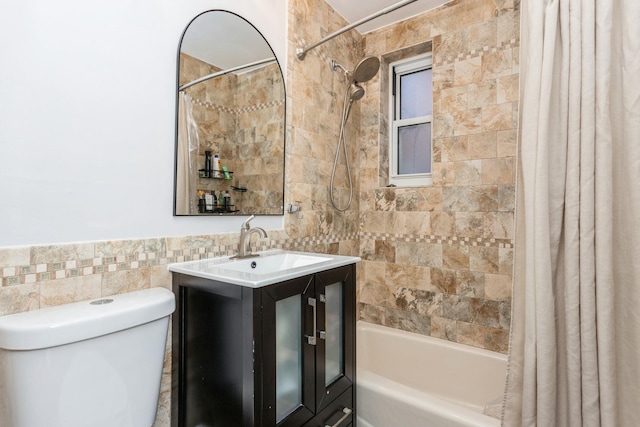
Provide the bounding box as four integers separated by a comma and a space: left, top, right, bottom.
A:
296, 0, 420, 60
179, 57, 277, 91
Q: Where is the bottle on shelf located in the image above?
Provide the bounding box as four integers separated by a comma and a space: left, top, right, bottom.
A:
204, 192, 214, 212
197, 190, 205, 213
213, 154, 221, 178
223, 190, 232, 212
204, 151, 212, 178
211, 191, 217, 212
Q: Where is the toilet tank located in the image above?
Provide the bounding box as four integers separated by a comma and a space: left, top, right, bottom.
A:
0, 287, 175, 427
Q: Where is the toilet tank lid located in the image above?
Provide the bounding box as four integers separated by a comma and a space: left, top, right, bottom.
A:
0, 287, 175, 351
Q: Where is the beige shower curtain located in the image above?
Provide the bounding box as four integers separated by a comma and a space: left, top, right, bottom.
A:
503, 0, 640, 426
176, 91, 199, 215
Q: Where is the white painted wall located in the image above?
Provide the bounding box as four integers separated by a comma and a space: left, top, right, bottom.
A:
0, 0, 287, 247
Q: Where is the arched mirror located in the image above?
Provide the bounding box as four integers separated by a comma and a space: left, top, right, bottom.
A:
174, 11, 285, 216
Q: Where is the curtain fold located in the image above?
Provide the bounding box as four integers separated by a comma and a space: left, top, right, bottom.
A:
503, 0, 640, 425
176, 92, 200, 215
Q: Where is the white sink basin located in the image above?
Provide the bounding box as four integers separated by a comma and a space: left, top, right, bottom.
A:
168, 250, 361, 288
214, 253, 329, 275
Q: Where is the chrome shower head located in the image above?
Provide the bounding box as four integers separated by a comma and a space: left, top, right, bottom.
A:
331, 56, 380, 83
352, 56, 380, 83
349, 83, 365, 101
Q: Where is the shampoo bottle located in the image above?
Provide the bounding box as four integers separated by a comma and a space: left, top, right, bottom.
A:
204, 192, 214, 212
213, 154, 221, 178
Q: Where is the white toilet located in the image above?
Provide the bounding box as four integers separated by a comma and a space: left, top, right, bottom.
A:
0, 287, 175, 427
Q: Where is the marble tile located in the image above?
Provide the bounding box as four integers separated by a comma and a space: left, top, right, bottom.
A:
441, 135, 469, 162
498, 184, 516, 211
395, 187, 442, 212
469, 246, 500, 273
431, 211, 456, 236
485, 326, 510, 353
456, 270, 485, 298
497, 128, 517, 157
468, 79, 497, 110
359, 302, 385, 324
499, 247, 514, 274
484, 211, 515, 239
101, 268, 150, 297
396, 241, 443, 268
482, 48, 514, 80
430, 315, 457, 341
0, 246, 30, 268
31, 243, 94, 265
0, 284, 39, 316
456, 321, 486, 348
497, 73, 520, 103
384, 307, 431, 335
374, 240, 396, 263
482, 156, 515, 184
454, 57, 483, 86
497, 8, 520, 43
454, 212, 485, 238
467, 132, 497, 159
40, 275, 102, 307
440, 85, 468, 113
454, 160, 483, 185
431, 268, 456, 294
386, 262, 431, 291
442, 185, 499, 212
443, 244, 470, 270
417, 291, 443, 317
432, 62, 455, 91
482, 102, 516, 132
485, 273, 513, 300
386, 211, 431, 236
453, 108, 483, 136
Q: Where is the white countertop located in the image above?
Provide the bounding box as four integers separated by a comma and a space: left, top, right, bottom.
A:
168, 249, 360, 288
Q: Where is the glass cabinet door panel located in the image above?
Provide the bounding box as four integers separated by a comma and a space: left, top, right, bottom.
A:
275, 294, 302, 422
324, 282, 344, 386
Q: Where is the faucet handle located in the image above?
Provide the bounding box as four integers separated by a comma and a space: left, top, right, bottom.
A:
241, 214, 255, 230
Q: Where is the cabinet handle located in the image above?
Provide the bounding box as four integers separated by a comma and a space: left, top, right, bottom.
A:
324, 407, 352, 427
306, 297, 317, 346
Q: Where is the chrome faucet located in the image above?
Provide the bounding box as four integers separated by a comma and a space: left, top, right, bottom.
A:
234, 215, 267, 259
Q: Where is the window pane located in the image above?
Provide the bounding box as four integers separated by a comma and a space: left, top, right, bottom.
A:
398, 123, 431, 174
399, 68, 432, 119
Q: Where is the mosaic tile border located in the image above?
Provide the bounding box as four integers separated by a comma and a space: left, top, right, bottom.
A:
360, 232, 513, 248
0, 230, 510, 287
191, 97, 285, 115
434, 38, 520, 67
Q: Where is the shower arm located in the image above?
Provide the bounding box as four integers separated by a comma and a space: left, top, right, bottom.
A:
296, 0, 420, 60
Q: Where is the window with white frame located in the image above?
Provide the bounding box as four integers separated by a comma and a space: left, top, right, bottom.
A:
389, 54, 433, 187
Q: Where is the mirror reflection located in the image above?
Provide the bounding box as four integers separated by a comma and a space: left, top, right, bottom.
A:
175, 10, 285, 216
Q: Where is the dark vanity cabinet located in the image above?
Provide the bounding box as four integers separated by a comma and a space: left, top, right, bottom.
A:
171, 264, 356, 427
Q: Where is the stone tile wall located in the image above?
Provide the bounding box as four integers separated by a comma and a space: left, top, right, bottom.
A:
357, 0, 519, 353
179, 54, 285, 214
286, 0, 364, 240
235, 63, 286, 214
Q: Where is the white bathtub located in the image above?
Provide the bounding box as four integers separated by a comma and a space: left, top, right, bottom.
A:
356, 321, 507, 427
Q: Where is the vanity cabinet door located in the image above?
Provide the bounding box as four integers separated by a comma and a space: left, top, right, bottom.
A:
314, 265, 355, 413
261, 275, 316, 427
